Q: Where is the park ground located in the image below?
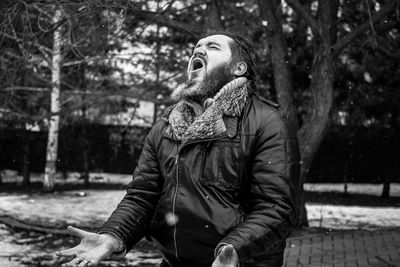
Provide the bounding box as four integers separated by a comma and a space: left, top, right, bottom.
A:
0, 171, 400, 266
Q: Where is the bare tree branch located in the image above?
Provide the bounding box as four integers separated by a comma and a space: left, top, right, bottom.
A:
2, 86, 49, 92
2, 32, 52, 62
285, 0, 319, 35
32, 3, 53, 20
333, 1, 397, 55
127, 7, 201, 35
9, 21, 27, 57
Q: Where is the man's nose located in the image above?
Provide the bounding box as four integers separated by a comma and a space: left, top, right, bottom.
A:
193, 47, 206, 57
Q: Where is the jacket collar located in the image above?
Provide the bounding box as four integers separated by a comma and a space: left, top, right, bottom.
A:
165, 77, 248, 145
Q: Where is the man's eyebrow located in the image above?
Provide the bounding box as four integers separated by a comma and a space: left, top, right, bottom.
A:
194, 40, 220, 49
207, 41, 220, 47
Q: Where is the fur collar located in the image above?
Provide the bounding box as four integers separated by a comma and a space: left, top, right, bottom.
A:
167, 77, 248, 144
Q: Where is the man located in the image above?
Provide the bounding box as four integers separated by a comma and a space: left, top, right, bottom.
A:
57, 32, 299, 267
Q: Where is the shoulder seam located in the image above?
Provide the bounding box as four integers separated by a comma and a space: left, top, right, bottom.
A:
254, 94, 280, 108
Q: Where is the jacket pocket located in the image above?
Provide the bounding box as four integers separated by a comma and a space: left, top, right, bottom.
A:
199, 139, 242, 189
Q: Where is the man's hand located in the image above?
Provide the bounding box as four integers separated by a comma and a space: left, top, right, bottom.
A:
211, 244, 239, 267
56, 226, 122, 266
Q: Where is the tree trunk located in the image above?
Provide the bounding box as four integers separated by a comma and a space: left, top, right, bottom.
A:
0, 145, 2, 184
381, 177, 390, 198
82, 137, 90, 188
43, 8, 62, 192
206, 0, 224, 31
297, 48, 334, 181
343, 159, 348, 195
81, 105, 90, 188
257, 0, 298, 131
381, 107, 398, 198
297, 0, 338, 225
21, 132, 31, 186
257, 0, 302, 226
343, 139, 353, 195
78, 63, 90, 188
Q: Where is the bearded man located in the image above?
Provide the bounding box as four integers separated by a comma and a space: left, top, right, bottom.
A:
57, 32, 299, 267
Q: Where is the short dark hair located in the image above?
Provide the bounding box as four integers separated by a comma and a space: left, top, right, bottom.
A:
201, 30, 256, 81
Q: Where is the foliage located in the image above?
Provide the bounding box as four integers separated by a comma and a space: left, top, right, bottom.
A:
0, 0, 399, 184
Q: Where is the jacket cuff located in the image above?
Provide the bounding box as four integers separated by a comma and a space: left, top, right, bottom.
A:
214, 243, 230, 258
97, 231, 127, 259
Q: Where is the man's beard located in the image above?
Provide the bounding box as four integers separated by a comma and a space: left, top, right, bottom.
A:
171, 63, 234, 103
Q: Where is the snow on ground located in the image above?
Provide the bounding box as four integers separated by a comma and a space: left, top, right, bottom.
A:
304, 183, 400, 197
307, 204, 400, 229
2, 171, 399, 266
0, 191, 126, 229
0, 171, 133, 185
0, 223, 163, 266
3, 171, 400, 197
0, 224, 30, 267
1, 171, 400, 230
305, 183, 400, 229
1, 189, 399, 231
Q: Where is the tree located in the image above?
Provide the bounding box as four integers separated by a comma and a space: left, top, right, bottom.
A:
0, 1, 130, 189
1, 1, 398, 217
43, 7, 62, 191
257, 0, 398, 225
1, 0, 200, 189
257, 0, 303, 224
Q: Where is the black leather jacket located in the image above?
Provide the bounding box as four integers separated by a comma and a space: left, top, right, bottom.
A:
99, 94, 299, 267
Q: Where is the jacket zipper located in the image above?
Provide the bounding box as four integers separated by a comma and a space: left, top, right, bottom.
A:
172, 145, 180, 260
171, 136, 233, 260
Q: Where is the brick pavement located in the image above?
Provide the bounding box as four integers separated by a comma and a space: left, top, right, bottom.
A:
284, 228, 400, 267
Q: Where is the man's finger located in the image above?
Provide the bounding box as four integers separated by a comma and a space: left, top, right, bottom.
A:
219, 244, 235, 261
62, 256, 81, 266
220, 244, 234, 258
56, 247, 78, 257
67, 226, 91, 238
86, 258, 100, 267
77, 259, 91, 267
80, 245, 112, 263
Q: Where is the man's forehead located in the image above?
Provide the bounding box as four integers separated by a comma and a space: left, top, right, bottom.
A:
196, 34, 234, 46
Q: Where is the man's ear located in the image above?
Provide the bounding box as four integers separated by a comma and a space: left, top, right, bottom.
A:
232, 61, 247, 76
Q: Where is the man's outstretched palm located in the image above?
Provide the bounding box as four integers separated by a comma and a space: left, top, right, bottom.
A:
211, 244, 239, 267
56, 226, 120, 266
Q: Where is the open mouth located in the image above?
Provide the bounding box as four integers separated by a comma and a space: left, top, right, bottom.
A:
190, 57, 205, 72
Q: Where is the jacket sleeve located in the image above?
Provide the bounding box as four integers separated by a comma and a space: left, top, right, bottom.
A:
218, 110, 299, 263
98, 122, 164, 252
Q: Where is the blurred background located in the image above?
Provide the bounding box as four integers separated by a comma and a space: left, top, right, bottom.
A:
0, 0, 399, 265
1, 0, 399, 207
0, 0, 400, 266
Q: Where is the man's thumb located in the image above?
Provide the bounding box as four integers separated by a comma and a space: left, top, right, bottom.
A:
219, 244, 235, 261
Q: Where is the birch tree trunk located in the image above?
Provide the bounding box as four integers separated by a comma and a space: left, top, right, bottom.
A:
43, 8, 62, 191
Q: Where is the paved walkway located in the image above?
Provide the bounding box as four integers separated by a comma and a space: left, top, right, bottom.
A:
0, 190, 399, 266
284, 229, 400, 266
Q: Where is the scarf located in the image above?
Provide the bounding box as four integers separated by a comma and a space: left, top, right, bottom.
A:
168, 77, 248, 144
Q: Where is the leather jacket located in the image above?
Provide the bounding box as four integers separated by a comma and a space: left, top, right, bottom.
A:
99, 94, 299, 266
